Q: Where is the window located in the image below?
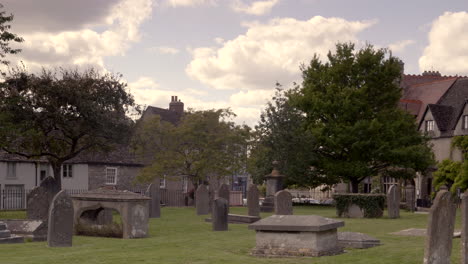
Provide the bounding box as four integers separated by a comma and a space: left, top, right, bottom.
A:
6, 162, 16, 179
463, 115, 468, 130
160, 176, 166, 189
425, 120, 434, 132
105, 167, 118, 185
62, 164, 73, 178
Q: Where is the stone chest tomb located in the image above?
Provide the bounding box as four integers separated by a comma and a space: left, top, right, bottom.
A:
249, 215, 344, 257
71, 188, 150, 239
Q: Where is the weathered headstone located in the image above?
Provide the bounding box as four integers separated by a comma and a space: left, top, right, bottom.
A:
462, 190, 468, 264
212, 198, 228, 231
423, 190, 456, 264
247, 184, 260, 217
217, 184, 230, 204
47, 190, 74, 247
147, 181, 161, 218
196, 184, 210, 215
274, 190, 293, 215
405, 185, 415, 212
27, 176, 60, 220
387, 184, 400, 218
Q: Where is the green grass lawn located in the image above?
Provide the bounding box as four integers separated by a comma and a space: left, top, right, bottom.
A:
0, 206, 463, 264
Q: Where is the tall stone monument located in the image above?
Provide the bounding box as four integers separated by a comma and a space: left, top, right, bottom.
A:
247, 184, 260, 217
212, 198, 228, 231
423, 190, 456, 264
405, 184, 415, 212
147, 179, 161, 218
260, 161, 285, 212
47, 190, 74, 247
27, 176, 60, 221
274, 190, 293, 215
387, 185, 400, 218
196, 184, 210, 215
462, 190, 468, 264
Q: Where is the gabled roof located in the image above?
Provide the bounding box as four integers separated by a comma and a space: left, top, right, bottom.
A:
426, 104, 454, 132
141, 106, 181, 125
400, 77, 457, 122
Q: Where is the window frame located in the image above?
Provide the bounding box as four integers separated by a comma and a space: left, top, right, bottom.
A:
462, 115, 468, 130
425, 120, 435, 132
105, 167, 118, 185
6, 162, 16, 180
62, 164, 73, 178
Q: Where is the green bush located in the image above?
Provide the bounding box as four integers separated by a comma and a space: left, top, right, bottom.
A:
333, 193, 386, 218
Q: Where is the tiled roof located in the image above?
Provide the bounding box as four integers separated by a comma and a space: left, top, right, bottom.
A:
401, 74, 458, 88
436, 78, 468, 132
427, 104, 454, 132
401, 77, 457, 122
141, 106, 181, 125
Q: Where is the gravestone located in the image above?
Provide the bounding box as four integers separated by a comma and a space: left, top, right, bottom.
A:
405, 185, 415, 212
217, 184, 230, 204
462, 190, 468, 264
274, 190, 293, 215
249, 215, 344, 257
338, 232, 381, 249
247, 184, 260, 217
196, 184, 210, 215
47, 190, 74, 247
147, 181, 161, 218
212, 198, 228, 231
423, 190, 456, 264
261, 161, 286, 212
387, 185, 400, 218
27, 176, 59, 220
0, 222, 24, 244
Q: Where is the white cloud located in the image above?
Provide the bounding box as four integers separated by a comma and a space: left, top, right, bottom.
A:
7, 0, 153, 72
166, 0, 217, 7
388, 39, 415, 53
148, 46, 180, 55
419, 12, 468, 75
186, 16, 374, 91
229, 90, 274, 107
232, 0, 279, 16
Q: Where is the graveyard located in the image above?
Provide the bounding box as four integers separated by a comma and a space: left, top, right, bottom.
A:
0, 205, 465, 264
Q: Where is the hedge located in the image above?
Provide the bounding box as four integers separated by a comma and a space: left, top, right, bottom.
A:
333, 193, 386, 218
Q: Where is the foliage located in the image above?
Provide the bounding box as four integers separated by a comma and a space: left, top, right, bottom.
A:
0, 68, 139, 190
433, 135, 468, 193
0, 4, 23, 73
248, 85, 319, 188
292, 43, 434, 192
134, 109, 250, 187
333, 193, 386, 218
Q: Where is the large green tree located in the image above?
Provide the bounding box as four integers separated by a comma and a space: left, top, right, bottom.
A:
248, 85, 321, 188
134, 109, 250, 188
0, 68, 139, 191
0, 4, 23, 73
292, 43, 434, 193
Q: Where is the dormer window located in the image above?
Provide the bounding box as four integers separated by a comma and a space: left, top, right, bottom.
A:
463, 115, 468, 130
425, 120, 434, 132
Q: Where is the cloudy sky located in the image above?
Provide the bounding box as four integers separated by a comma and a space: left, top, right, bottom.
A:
3, 0, 468, 125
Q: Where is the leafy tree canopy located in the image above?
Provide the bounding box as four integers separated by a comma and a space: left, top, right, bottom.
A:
0, 4, 23, 72
248, 85, 321, 188
134, 109, 250, 188
292, 43, 434, 192
0, 68, 139, 191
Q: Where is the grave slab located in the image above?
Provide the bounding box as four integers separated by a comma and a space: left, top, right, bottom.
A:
338, 232, 381, 249
249, 215, 344, 257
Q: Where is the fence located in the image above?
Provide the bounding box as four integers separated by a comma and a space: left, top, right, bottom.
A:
1, 187, 243, 210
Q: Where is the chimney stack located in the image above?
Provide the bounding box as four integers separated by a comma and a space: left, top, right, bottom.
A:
169, 95, 184, 115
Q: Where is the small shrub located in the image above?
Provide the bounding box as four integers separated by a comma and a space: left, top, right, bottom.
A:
333, 193, 386, 218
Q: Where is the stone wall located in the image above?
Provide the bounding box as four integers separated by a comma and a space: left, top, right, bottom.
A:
87, 164, 144, 190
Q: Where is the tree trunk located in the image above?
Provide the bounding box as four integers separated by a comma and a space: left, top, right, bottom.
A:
51, 163, 62, 192
351, 181, 359, 193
